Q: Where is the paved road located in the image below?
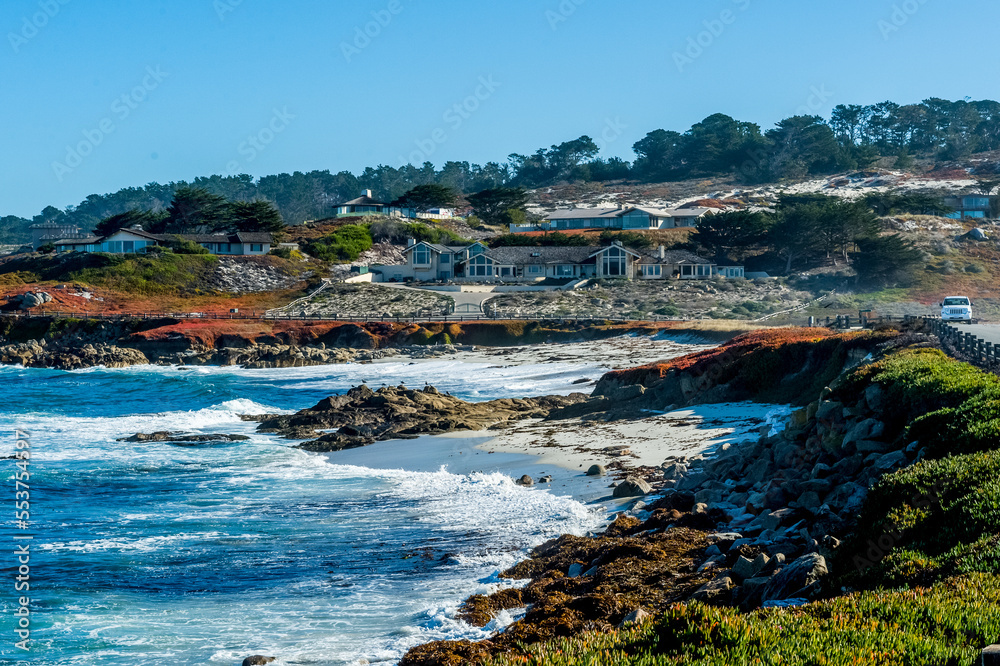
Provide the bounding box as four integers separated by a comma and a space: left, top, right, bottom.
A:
957, 323, 1000, 345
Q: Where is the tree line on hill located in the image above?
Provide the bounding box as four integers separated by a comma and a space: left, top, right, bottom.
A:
4, 97, 999, 244
692, 194, 925, 285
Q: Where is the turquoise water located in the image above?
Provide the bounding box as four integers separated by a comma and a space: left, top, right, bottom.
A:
0, 359, 614, 665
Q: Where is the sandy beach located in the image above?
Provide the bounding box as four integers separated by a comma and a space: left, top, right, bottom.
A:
323, 401, 793, 509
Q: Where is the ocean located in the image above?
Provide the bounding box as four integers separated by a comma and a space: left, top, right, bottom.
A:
0, 351, 662, 665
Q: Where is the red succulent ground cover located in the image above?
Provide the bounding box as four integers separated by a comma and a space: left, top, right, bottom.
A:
604, 328, 839, 387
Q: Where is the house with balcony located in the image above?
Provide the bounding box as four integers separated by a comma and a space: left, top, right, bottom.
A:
30, 221, 84, 250
943, 194, 996, 220
510, 206, 713, 233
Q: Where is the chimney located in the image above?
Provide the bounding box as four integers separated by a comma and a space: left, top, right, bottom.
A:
365, 189, 373, 198
659, 245, 665, 260
407, 237, 416, 247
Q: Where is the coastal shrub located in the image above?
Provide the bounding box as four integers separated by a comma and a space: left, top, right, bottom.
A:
837, 347, 1000, 434
66, 253, 219, 296
841, 448, 1000, 588
304, 224, 373, 262
487, 574, 1000, 666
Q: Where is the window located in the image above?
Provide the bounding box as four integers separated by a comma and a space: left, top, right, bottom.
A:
469, 255, 493, 277
413, 246, 431, 265
966, 211, 986, 218
468, 244, 486, 257
440, 254, 451, 264
251, 244, 262, 252
528, 265, 543, 274
602, 247, 628, 276
642, 265, 661, 277
555, 265, 574, 277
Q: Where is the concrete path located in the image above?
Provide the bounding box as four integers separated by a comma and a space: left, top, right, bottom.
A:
380, 283, 497, 314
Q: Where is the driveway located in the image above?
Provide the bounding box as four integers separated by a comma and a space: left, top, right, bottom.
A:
380, 283, 497, 315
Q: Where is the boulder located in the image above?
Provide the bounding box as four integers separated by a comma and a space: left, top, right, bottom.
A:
586, 464, 607, 476
815, 401, 843, 422
242, 658, 276, 666
864, 384, 885, 412
760, 553, 829, 603
970, 227, 989, 241
870, 450, 908, 474
613, 477, 652, 498
662, 462, 688, 481
692, 573, 735, 604
844, 419, 886, 447
517, 475, 534, 487
617, 608, 652, 628
732, 553, 770, 581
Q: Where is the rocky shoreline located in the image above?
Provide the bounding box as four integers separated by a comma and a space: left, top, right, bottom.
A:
0, 316, 694, 370
249, 384, 590, 451
398, 326, 956, 664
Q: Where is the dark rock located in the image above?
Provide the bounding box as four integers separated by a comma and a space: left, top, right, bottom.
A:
256, 385, 588, 452
119, 432, 250, 443
760, 553, 829, 603
692, 573, 735, 604
518, 475, 534, 487
613, 477, 652, 498
242, 657, 275, 666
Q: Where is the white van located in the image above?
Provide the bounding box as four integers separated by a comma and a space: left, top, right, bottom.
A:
941, 296, 974, 323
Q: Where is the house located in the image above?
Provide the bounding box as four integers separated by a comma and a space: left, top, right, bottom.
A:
30, 221, 83, 250
182, 232, 273, 255
334, 190, 414, 219
510, 206, 713, 233
51, 228, 273, 256
944, 194, 995, 220
374, 240, 722, 283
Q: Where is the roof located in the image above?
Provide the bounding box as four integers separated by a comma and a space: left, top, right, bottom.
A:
174, 233, 272, 244
30, 221, 79, 229
477, 246, 601, 266
105, 228, 165, 241
235, 232, 274, 244
543, 206, 713, 221
544, 208, 623, 221
338, 195, 389, 207
403, 241, 455, 255
670, 207, 713, 217
636, 248, 714, 265
53, 236, 101, 246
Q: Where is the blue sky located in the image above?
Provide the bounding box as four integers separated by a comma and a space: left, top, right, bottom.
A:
2, 0, 998, 217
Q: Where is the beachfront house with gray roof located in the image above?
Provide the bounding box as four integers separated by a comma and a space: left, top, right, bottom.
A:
377, 240, 722, 283
510, 206, 713, 233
